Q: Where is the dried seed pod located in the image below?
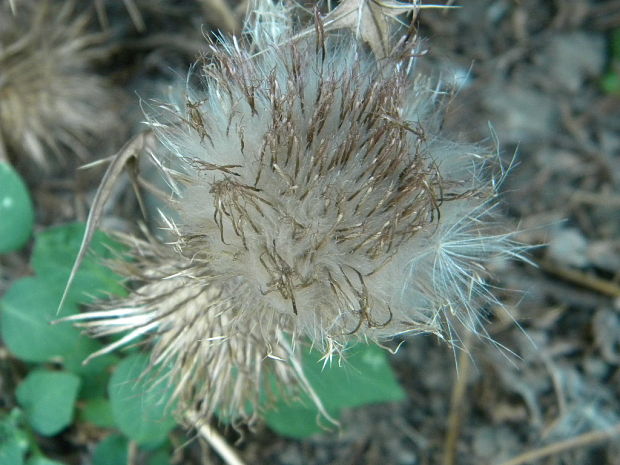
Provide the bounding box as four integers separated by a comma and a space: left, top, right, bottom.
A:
0, 0, 119, 170
70, 2, 525, 424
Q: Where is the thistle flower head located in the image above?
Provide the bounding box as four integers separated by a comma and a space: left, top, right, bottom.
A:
72, 2, 524, 424
0, 0, 118, 169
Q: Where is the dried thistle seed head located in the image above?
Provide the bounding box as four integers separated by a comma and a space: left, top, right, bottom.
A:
77, 236, 302, 424
0, 0, 119, 170
72, 2, 525, 423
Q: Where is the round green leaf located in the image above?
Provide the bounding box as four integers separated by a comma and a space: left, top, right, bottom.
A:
264, 343, 405, 438
108, 354, 177, 445
0, 162, 34, 253
0, 440, 25, 465
264, 400, 328, 439
602, 70, 620, 94
0, 277, 99, 364
16, 370, 81, 436
1, 222, 126, 368
148, 449, 173, 465
92, 435, 128, 465
80, 398, 116, 429
303, 343, 406, 410
0, 410, 29, 465
31, 222, 127, 302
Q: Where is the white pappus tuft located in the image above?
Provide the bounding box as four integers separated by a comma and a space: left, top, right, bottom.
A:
69, 1, 526, 424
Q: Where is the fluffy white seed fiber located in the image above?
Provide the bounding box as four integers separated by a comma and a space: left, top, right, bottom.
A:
73, 3, 524, 423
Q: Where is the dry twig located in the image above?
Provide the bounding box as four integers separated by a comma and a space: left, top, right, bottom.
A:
497, 422, 620, 465
442, 331, 474, 465
57, 132, 155, 314
540, 259, 620, 298
186, 411, 246, 465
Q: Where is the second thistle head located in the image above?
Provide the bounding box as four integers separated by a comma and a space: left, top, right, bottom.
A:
0, 0, 119, 170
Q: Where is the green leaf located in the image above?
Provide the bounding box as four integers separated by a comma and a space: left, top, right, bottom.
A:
303, 343, 406, 410
264, 343, 405, 438
0, 410, 29, 465
31, 222, 126, 303
0, 222, 126, 368
16, 370, 81, 436
80, 398, 117, 429
25, 457, 67, 465
92, 435, 128, 465
148, 449, 173, 465
0, 162, 34, 254
602, 68, 620, 94
108, 354, 177, 445
67, 352, 118, 400
0, 439, 25, 465
264, 400, 325, 438
610, 28, 620, 59
603, 28, 620, 95
0, 277, 99, 364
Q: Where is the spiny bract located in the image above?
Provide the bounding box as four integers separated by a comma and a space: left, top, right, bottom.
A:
71, 2, 523, 424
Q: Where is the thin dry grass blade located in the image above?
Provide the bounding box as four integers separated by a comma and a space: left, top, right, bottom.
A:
497, 423, 620, 465
95, 0, 145, 31
57, 131, 154, 314
314, 0, 458, 58
186, 411, 247, 465
122, 0, 146, 32
197, 0, 240, 35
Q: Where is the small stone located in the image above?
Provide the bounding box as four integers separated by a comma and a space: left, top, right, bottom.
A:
587, 241, 620, 272
548, 227, 589, 268
539, 32, 606, 93
483, 85, 558, 143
